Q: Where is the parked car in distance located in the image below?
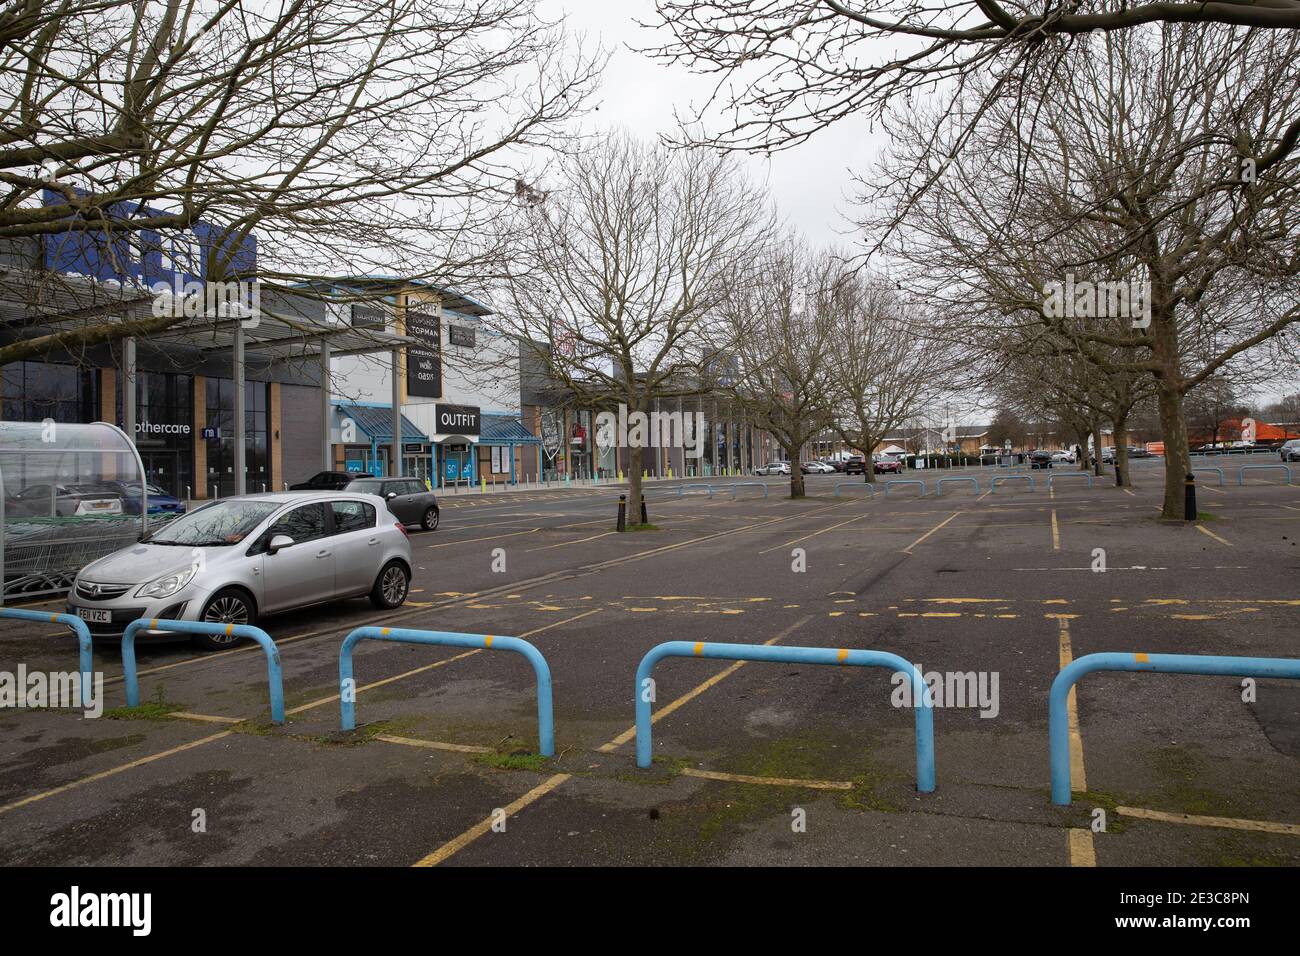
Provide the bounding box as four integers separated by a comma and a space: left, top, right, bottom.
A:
1051, 450, 1076, 464
872, 455, 902, 475
842, 455, 867, 475
821, 458, 845, 472
1127, 446, 1154, 459
103, 480, 186, 516
1281, 439, 1300, 462
66, 492, 412, 650
1027, 450, 1054, 469
345, 477, 439, 530
755, 461, 791, 476
800, 460, 835, 474
289, 470, 355, 491
7, 482, 124, 517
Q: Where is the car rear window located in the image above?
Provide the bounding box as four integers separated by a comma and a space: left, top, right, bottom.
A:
331, 500, 375, 533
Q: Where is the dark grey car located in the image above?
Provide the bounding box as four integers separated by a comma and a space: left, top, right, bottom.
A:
345, 477, 439, 531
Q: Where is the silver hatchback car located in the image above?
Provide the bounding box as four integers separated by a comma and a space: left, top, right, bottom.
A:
66, 492, 412, 650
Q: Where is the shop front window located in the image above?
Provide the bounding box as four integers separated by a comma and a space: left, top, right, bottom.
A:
205, 378, 270, 497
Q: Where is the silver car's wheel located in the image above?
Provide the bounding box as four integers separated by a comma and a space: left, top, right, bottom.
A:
193, 589, 256, 651
370, 561, 410, 609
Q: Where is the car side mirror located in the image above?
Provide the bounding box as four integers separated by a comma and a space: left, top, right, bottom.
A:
268, 534, 295, 554
386, 492, 398, 499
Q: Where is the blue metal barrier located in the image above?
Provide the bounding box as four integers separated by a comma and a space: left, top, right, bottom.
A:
936, 477, 980, 497
1046, 472, 1093, 490
1237, 464, 1292, 486
122, 619, 284, 724
991, 475, 1035, 493
1191, 466, 1225, 486
728, 482, 769, 500
633, 640, 935, 792
834, 481, 876, 497
1049, 651, 1300, 805
339, 627, 554, 756
678, 483, 714, 499
884, 479, 926, 497
0, 608, 94, 707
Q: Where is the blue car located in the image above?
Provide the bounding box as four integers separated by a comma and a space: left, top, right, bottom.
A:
104, 481, 187, 516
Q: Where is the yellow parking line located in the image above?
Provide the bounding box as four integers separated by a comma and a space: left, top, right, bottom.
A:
0, 731, 233, 816
375, 734, 492, 755
422, 528, 540, 550
1195, 525, 1233, 547
680, 767, 852, 790
1117, 805, 1300, 836
1068, 828, 1097, 866
1051, 510, 1060, 551
412, 773, 573, 867
1056, 616, 1095, 867
901, 511, 961, 554
757, 513, 871, 555
167, 711, 242, 724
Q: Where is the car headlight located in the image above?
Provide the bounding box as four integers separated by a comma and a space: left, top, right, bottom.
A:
135, 566, 198, 599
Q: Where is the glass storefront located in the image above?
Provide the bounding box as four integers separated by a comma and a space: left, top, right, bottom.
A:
2, 361, 97, 424
117, 370, 194, 497
205, 377, 270, 498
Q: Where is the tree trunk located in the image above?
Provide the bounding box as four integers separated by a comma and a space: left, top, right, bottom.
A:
1155, 379, 1191, 518
1113, 419, 1130, 487
1151, 306, 1191, 519
627, 442, 643, 526
785, 442, 806, 498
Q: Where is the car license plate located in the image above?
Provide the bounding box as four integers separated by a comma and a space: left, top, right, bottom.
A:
76, 608, 111, 623
90, 501, 111, 509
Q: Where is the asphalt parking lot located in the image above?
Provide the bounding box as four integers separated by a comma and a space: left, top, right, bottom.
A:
2, 463, 1298, 867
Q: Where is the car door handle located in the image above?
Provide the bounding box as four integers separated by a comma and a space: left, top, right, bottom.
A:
316, 549, 331, 558
367, 537, 379, 545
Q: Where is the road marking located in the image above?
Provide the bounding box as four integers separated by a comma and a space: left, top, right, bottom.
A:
422, 528, 540, 550
414, 615, 814, 866
375, 734, 492, 754
1051, 510, 1060, 551
1116, 805, 1300, 836
526, 531, 618, 552
1195, 525, 1233, 547
411, 772, 573, 867
1068, 828, 1097, 867
757, 513, 872, 555
901, 512, 961, 554
680, 767, 853, 790
0, 731, 233, 816
168, 711, 242, 724
1056, 616, 1095, 867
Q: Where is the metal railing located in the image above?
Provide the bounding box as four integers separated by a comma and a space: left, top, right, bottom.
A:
728, 482, 769, 500
338, 626, 555, 755
991, 475, 1035, 492
633, 640, 935, 792
884, 479, 926, 497
1237, 464, 1292, 486
834, 481, 876, 497
1049, 651, 1300, 805
1046, 473, 1093, 490
122, 619, 285, 724
1190, 466, 1225, 486
935, 477, 980, 497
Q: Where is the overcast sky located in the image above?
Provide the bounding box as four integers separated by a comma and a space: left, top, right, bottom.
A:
542, 0, 886, 249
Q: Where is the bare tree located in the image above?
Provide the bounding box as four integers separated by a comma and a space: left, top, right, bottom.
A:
492, 131, 775, 513
824, 272, 948, 482
863, 25, 1300, 517
0, 0, 600, 365
715, 241, 838, 498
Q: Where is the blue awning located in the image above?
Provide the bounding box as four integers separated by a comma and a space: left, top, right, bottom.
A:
334, 404, 428, 443
480, 413, 541, 445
